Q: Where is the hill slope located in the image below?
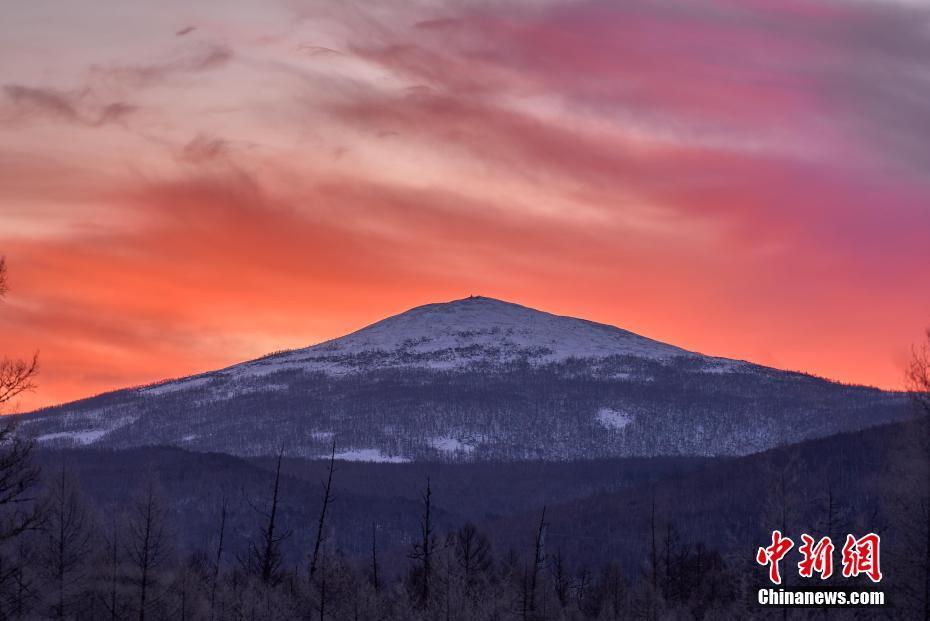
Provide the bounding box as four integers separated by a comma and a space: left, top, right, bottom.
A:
15, 296, 912, 460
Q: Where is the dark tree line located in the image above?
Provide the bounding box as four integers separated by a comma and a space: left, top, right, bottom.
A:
0, 413, 928, 620
0, 429, 918, 620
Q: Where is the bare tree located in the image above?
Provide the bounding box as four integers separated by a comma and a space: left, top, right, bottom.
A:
409, 477, 436, 608
101, 522, 122, 621
243, 449, 290, 586
646, 493, 661, 621
0, 257, 39, 412
40, 464, 93, 619
0, 256, 43, 546
879, 329, 930, 620
370, 522, 380, 593
453, 522, 492, 597
905, 329, 930, 620
1, 537, 39, 617
527, 506, 547, 616
307, 442, 341, 621
309, 440, 336, 582
549, 548, 571, 609
519, 561, 531, 621
650, 494, 658, 592
909, 329, 930, 415
0, 424, 43, 545
0, 356, 38, 412
316, 567, 327, 621
125, 482, 170, 621
209, 497, 228, 621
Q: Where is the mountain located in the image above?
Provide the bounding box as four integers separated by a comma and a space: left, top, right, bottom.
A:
14, 296, 912, 460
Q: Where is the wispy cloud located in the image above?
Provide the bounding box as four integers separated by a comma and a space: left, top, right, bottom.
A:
89, 43, 233, 88
179, 134, 232, 164
2, 85, 135, 127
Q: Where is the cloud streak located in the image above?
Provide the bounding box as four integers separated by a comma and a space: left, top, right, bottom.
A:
2, 85, 136, 127
89, 43, 233, 88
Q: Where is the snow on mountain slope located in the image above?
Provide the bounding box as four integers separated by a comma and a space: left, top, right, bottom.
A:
14, 296, 913, 461
218, 296, 712, 380
316, 296, 687, 360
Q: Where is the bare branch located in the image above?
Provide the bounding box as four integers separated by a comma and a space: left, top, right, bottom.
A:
0, 420, 44, 542
0, 258, 40, 412
0, 353, 40, 408
309, 439, 337, 582
907, 328, 930, 416
0, 256, 7, 298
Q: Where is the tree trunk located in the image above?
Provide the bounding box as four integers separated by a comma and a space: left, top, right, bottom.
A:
310, 440, 337, 582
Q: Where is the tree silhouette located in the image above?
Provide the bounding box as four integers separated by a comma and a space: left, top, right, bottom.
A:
309, 440, 336, 582
0, 257, 38, 412
904, 329, 930, 620
39, 464, 93, 618
125, 482, 170, 621
243, 449, 290, 586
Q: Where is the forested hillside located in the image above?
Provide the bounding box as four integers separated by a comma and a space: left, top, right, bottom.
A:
0, 417, 918, 619
15, 298, 914, 461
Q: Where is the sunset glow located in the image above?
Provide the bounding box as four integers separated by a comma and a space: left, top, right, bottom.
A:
2, 0, 929, 411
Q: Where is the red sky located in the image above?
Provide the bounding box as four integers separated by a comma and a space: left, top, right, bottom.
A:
2, 0, 929, 412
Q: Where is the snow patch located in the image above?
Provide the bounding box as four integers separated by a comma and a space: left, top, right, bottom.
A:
32, 412, 137, 446
429, 436, 475, 454
333, 448, 409, 463
596, 408, 633, 431
36, 429, 109, 445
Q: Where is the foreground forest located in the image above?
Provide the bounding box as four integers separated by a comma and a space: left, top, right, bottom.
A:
0, 413, 922, 620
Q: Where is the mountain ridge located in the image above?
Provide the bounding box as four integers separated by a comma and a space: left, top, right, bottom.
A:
13, 296, 913, 461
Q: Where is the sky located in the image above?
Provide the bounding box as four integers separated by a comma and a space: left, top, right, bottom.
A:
1, 0, 929, 412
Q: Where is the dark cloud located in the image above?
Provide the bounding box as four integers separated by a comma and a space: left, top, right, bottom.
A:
3, 86, 79, 122
93, 102, 137, 126
91, 44, 233, 87
2, 85, 135, 127
4, 43, 233, 129
344, 0, 930, 178
179, 134, 231, 163
175, 26, 197, 36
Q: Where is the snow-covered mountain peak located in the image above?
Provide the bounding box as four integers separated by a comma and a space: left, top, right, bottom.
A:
321, 296, 687, 360
225, 296, 693, 378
